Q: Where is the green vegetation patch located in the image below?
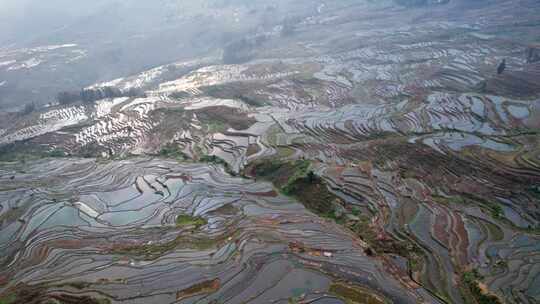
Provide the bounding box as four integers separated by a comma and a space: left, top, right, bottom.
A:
195, 106, 256, 131
176, 278, 220, 301
490, 204, 503, 219
201, 84, 268, 107
329, 282, 389, 304
350, 216, 421, 265
528, 185, 540, 200
169, 91, 191, 100
249, 158, 424, 275
249, 159, 309, 189
205, 121, 227, 133
158, 144, 189, 161
0, 293, 16, 304
111, 234, 215, 259
0, 142, 67, 162
247, 159, 337, 215
176, 214, 208, 228
108, 220, 248, 260
482, 220, 504, 242
0, 282, 111, 304
461, 270, 502, 304
65, 281, 92, 290
200, 154, 233, 174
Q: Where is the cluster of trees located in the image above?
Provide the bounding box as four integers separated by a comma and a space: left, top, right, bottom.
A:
18, 86, 145, 116
57, 87, 145, 105
20, 102, 36, 116
223, 35, 268, 64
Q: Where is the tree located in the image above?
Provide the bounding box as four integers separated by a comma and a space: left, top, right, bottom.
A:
21, 102, 36, 115
57, 91, 81, 105
497, 59, 506, 75
56, 86, 145, 106
307, 171, 316, 183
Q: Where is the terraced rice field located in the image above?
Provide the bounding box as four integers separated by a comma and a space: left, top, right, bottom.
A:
1, 0, 540, 303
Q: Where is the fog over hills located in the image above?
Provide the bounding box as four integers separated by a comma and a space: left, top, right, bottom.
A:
0, 0, 315, 110
0, 0, 517, 111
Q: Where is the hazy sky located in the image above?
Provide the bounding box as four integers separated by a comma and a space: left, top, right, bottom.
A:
0, 0, 115, 45
0, 0, 112, 15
